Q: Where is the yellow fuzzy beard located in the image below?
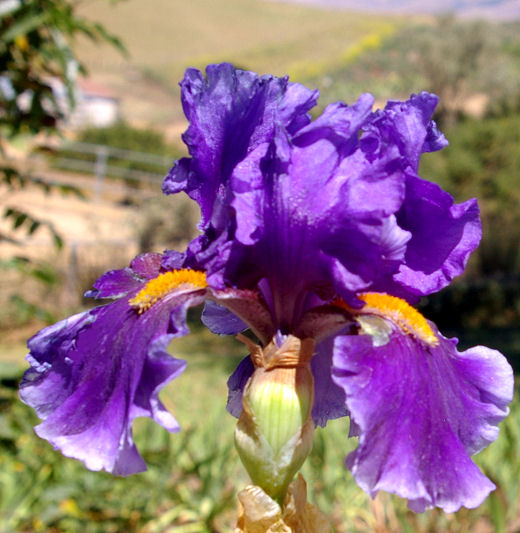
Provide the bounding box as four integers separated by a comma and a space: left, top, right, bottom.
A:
129, 269, 207, 313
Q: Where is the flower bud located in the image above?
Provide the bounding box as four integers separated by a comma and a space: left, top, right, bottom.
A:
234, 335, 315, 502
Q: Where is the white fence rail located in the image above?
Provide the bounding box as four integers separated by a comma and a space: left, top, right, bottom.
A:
50, 142, 176, 200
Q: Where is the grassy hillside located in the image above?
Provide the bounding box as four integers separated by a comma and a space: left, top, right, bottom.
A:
76, 0, 404, 124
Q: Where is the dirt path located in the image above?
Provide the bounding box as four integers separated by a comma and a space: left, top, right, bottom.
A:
1, 165, 147, 324
1, 166, 145, 260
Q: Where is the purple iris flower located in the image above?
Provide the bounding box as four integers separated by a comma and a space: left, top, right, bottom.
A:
20, 63, 513, 513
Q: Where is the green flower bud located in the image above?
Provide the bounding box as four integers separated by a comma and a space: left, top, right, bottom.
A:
234, 335, 315, 503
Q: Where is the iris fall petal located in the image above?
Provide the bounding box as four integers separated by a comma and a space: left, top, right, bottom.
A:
331, 322, 513, 512
20, 255, 206, 474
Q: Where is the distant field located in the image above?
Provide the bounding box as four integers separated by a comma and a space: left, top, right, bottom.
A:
77, 0, 405, 125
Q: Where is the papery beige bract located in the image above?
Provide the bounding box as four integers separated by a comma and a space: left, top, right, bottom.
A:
235, 475, 330, 533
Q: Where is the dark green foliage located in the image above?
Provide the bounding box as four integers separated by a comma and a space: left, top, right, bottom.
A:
3, 205, 63, 248
0, 0, 125, 136
0, 0, 124, 330
1, 163, 82, 246
1, 256, 59, 286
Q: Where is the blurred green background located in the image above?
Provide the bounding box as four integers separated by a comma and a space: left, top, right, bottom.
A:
1, 0, 519, 531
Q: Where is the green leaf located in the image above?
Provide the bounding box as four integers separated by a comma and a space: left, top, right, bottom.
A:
0, 166, 24, 187
52, 232, 63, 250
3, 206, 64, 249
28, 220, 40, 235
1, 11, 48, 42
13, 212, 28, 228
32, 265, 58, 285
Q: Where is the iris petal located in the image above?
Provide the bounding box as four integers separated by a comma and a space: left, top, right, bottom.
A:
20, 257, 206, 475
226, 355, 254, 419
394, 176, 481, 295
163, 64, 481, 309
162, 62, 317, 229
331, 322, 513, 512
85, 253, 163, 300
230, 95, 411, 319
201, 300, 247, 335
311, 335, 348, 427
368, 92, 447, 173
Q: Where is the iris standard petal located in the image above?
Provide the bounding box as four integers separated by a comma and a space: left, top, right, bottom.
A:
230, 95, 410, 310
162, 62, 317, 229
20, 260, 207, 475
331, 320, 513, 513
361, 92, 481, 298
163, 64, 481, 317
394, 175, 481, 295
369, 92, 448, 172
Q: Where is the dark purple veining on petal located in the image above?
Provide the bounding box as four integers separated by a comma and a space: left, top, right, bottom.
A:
230, 94, 412, 322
